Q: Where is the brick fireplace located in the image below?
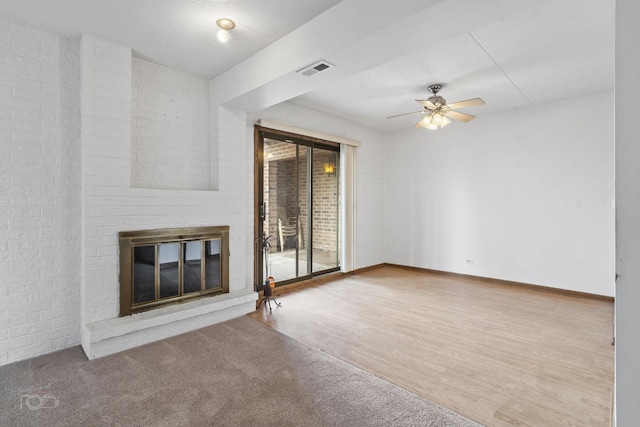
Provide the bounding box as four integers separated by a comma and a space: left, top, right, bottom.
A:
81, 225, 255, 360
76, 35, 258, 361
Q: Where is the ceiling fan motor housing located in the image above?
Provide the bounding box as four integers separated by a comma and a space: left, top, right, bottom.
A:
428, 95, 446, 108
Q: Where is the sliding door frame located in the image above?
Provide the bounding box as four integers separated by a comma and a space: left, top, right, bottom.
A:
254, 125, 340, 291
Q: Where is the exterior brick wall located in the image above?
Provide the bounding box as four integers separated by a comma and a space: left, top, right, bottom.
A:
262, 140, 339, 255
312, 151, 340, 253
263, 141, 296, 251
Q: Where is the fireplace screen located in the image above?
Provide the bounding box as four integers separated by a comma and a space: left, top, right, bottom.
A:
119, 226, 229, 316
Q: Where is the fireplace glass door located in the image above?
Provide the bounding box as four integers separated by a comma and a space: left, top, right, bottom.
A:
120, 226, 229, 316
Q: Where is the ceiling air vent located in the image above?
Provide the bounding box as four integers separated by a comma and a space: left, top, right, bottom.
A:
297, 60, 335, 77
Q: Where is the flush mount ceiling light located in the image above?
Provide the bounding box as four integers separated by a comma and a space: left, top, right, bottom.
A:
216, 18, 235, 42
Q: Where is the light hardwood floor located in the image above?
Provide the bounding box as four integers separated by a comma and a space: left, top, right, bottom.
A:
249, 265, 614, 427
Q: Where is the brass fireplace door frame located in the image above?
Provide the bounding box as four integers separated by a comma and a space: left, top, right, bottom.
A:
119, 226, 230, 316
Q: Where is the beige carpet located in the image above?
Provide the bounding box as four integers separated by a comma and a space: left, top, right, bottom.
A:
0, 316, 481, 426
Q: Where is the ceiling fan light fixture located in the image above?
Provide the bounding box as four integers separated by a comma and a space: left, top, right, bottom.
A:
418, 111, 450, 130
216, 18, 235, 42
419, 115, 436, 129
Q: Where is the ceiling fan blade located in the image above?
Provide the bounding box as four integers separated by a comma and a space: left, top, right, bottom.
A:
444, 110, 475, 123
387, 110, 425, 119
446, 98, 485, 110
415, 99, 436, 109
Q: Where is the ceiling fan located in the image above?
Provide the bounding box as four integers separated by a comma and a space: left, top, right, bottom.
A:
388, 84, 485, 129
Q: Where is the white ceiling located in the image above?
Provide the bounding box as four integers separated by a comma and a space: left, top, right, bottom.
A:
0, 0, 614, 133
291, 0, 615, 132
0, 0, 343, 78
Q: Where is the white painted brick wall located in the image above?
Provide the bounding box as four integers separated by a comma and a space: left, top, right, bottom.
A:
131, 58, 210, 190
80, 35, 133, 326
80, 35, 251, 338
0, 19, 81, 366
0, 25, 254, 364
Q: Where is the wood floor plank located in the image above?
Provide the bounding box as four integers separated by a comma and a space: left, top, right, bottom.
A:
249, 265, 614, 426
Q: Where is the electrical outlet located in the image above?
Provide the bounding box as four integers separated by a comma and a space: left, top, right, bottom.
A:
465, 259, 473, 264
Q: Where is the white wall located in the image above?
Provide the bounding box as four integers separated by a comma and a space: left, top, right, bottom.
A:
384, 92, 615, 297
0, 20, 81, 365
131, 58, 210, 190
615, 0, 640, 423
248, 101, 386, 269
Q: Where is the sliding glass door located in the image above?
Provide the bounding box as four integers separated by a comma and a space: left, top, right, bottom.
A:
311, 147, 340, 273
255, 127, 340, 289
262, 137, 310, 282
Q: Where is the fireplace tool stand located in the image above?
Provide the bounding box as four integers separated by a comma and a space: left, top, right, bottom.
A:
257, 232, 281, 311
